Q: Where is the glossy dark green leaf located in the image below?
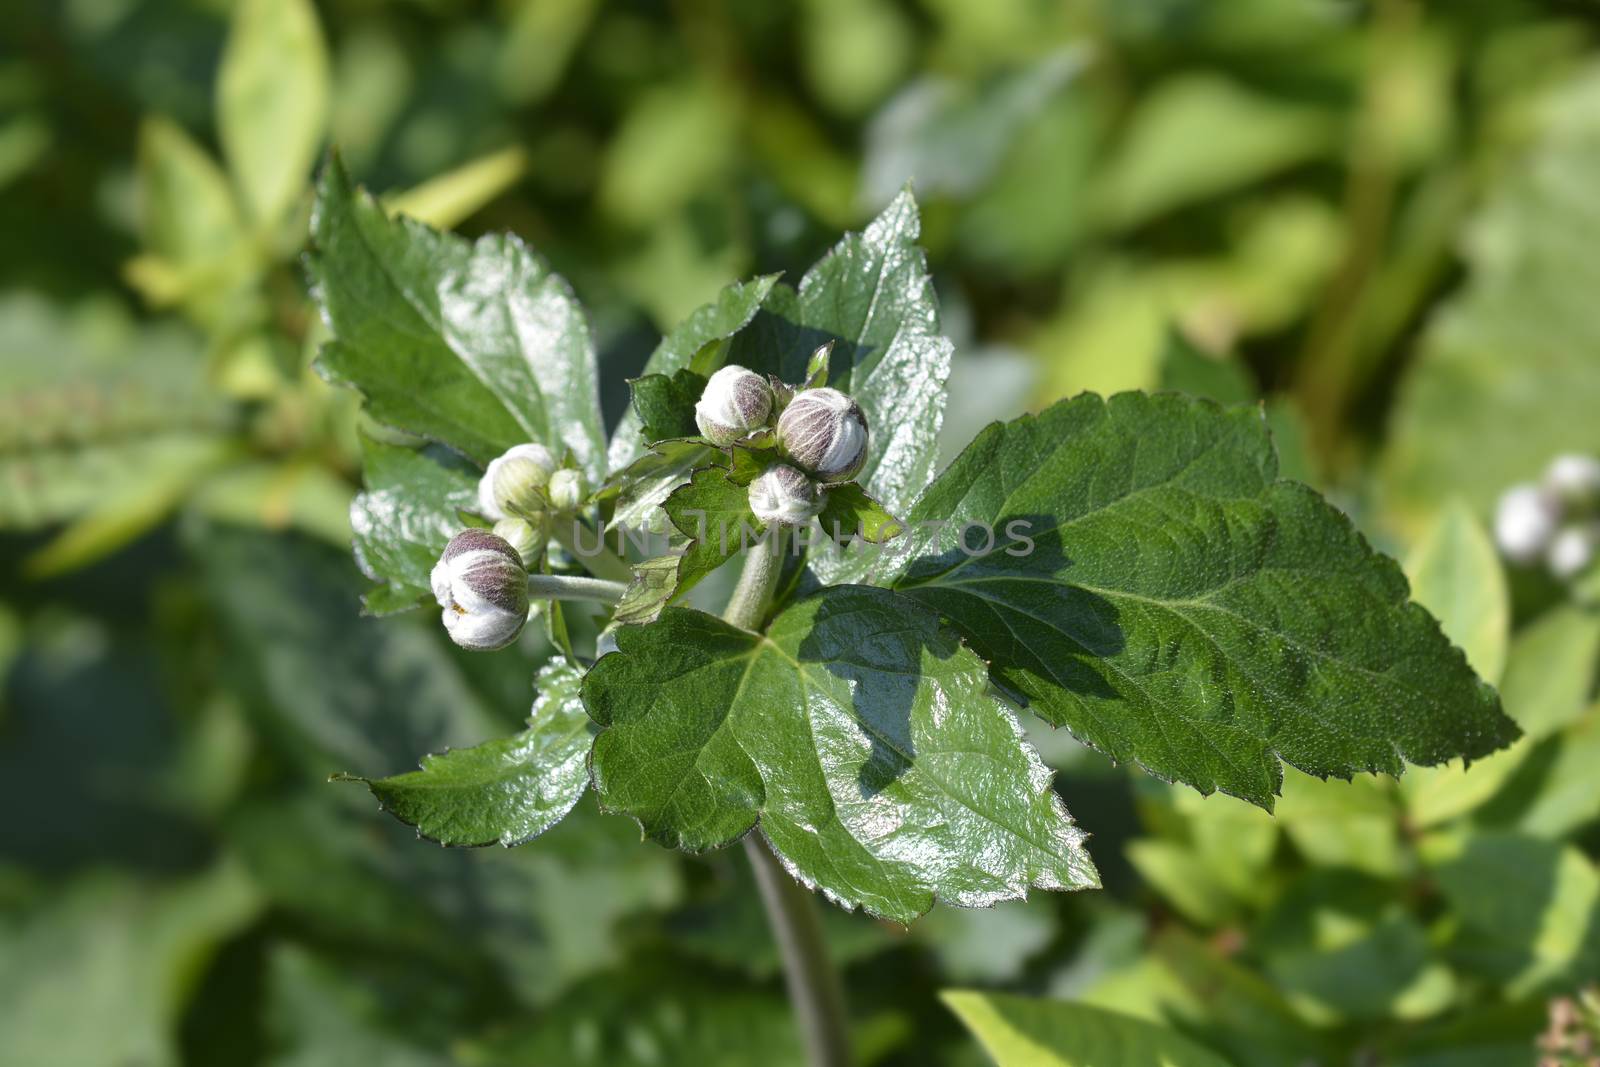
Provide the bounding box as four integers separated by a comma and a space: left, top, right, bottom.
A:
816, 481, 903, 545
846, 391, 1517, 808
726, 190, 954, 517
629, 369, 707, 445
584, 586, 1098, 923
349, 433, 479, 614
661, 464, 765, 599
607, 439, 718, 533
335, 658, 590, 846
607, 274, 779, 474
311, 155, 605, 477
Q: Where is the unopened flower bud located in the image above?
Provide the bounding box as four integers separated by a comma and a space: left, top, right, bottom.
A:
431, 529, 530, 651
776, 387, 868, 483
547, 468, 584, 512
749, 464, 824, 527
695, 365, 774, 446
1494, 484, 1561, 565
493, 515, 549, 563
478, 443, 557, 521
1544, 453, 1600, 505
1547, 524, 1599, 580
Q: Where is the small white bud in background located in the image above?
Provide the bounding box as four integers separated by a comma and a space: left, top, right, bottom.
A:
431, 529, 530, 651
1494, 484, 1562, 564
749, 464, 825, 527
478, 443, 557, 521
493, 515, 549, 564
1547, 524, 1599, 580
1544, 453, 1600, 504
695, 365, 774, 446
546, 468, 585, 512
776, 387, 868, 483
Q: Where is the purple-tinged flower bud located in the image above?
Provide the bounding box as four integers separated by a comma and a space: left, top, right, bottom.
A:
478, 443, 557, 521
1494, 484, 1561, 565
776, 387, 867, 483
695, 365, 774, 446
749, 464, 824, 527
430, 529, 530, 651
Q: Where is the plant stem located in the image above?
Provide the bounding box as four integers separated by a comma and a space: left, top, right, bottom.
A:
721, 528, 852, 1067
551, 517, 634, 584
743, 834, 853, 1067
525, 573, 628, 603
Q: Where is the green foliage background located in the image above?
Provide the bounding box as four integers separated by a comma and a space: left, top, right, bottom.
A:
3, 0, 1600, 1064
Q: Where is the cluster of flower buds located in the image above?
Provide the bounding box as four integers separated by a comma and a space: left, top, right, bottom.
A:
694, 363, 872, 528
1494, 453, 1600, 580
474, 442, 588, 565
431, 528, 530, 651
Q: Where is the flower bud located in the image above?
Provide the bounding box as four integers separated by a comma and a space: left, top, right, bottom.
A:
749, 464, 824, 527
478, 443, 557, 521
695, 365, 774, 446
1547, 524, 1599, 580
493, 515, 549, 564
430, 529, 530, 651
546, 468, 585, 512
1544, 453, 1600, 505
1494, 484, 1561, 564
776, 387, 868, 483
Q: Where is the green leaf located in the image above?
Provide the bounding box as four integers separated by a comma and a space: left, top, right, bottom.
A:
942, 991, 1237, 1067
852, 391, 1518, 808
1381, 68, 1600, 527
817, 481, 904, 545
1496, 604, 1600, 740
1159, 330, 1256, 406
1402, 500, 1509, 685
135, 116, 246, 270
383, 145, 528, 230
336, 658, 590, 847
349, 434, 480, 613
606, 439, 719, 533
726, 190, 954, 518
1275, 768, 1403, 877
660, 464, 764, 602
584, 587, 1098, 923
311, 156, 606, 477
629, 370, 707, 445
218, 0, 328, 229
607, 274, 778, 474
1423, 829, 1600, 993
612, 555, 684, 628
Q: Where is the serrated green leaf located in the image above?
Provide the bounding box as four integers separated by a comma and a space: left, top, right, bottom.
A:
629, 369, 707, 445
656, 464, 767, 611
611, 554, 683, 628
311, 156, 606, 477
943, 991, 1237, 1067
726, 190, 953, 519
847, 391, 1517, 808
607, 274, 778, 474
606, 439, 719, 533
584, 587, 1098, 924
337, 658, 590, 847
349, 434, 479, 611
218, 0, 329, 229
816, 481, 904, 545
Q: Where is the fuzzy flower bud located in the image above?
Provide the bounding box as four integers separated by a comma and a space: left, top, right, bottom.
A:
1544, 453, 1600, 504
430, 529, 530, 651
546, 468, 585, 512
749, 464, 824, 527
695, 365, 774, 446
478, 443, 557, 521
776, 387, 868, 483
1547, 524, 1599, 580
493, 515, 549, 564
1494, 484, 1561, 565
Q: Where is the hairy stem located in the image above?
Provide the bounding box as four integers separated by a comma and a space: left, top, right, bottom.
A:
722, 528, 852, 1067
525, 573, 628, 603
743, 834, 853, 1067
551, 517, 634, 584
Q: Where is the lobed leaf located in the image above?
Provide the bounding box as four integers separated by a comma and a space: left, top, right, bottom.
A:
584, 586, 1098, 924
839, 391, 1518, 808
